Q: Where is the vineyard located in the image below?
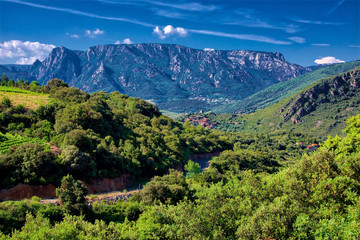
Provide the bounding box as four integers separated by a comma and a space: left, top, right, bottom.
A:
0, 133, 43, 153
0, 86, 33, 94
0, 86, 49, 110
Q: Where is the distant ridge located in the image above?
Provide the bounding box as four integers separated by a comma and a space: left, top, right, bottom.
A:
213, 60, 360, 113
199, 66, 360, 138
0, 43, 308, 112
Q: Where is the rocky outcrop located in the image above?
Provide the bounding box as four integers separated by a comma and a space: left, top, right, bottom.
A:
1, 44, 308, 111
0, 183, 56, 201
281, 69, 360, 124
0, 174, 132, 201
82, 174, 132, 194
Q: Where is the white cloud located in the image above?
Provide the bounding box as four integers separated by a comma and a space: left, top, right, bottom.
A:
188, 29, 291, 45
16, 56, 38, 64
294, 19, 344, 26
226, 9, 301, 33
288, 37, 306, 44
115, 38, 134, 44
122, 38, 133, 44
314, 56, 345, 64
85, 28, 104, 38
312, 43, 330, 47
66, 32, 80, 38
204, 48, 215, 51
0, 40, 55, 64
153, 25, 188, 39
6, 0, 155, 28
349, 45, 360, 48
141, 0, 218, 12
328, 0, 346, 14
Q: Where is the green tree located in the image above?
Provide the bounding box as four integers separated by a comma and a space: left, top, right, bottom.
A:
184, 160, 201, 178
141, 169, 192, 205
56, 175, 88, 215
1, 97, 11, 108
1, 74, 9, 83
61, 145, 96, 180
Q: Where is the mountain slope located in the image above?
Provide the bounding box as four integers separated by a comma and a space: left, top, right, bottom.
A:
187, 67, 360, 138
213, 60, 360, 113
0, 44, 308, 112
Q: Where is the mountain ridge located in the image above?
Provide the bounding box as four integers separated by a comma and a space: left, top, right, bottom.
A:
0, 43, 308, 112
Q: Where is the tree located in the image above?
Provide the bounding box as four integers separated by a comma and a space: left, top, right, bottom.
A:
1, 97, 11, 108
44, 78, 69, 93
61, 145, 96, 180
140, 169, 192, 205
184, 160, 201, 178
56, 175, 88, 215
1, 74, 9, 83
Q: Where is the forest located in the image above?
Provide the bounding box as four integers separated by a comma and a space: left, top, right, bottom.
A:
0, 74, 359, 239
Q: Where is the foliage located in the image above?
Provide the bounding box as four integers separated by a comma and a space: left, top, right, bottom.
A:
181, 67, 360, 139
140, 169, 192, 205
56, 175, 88, 215
184, 160, 201, 178
213, 60, 360, 113
0, 80, 231, 189
2, 114, 360, 239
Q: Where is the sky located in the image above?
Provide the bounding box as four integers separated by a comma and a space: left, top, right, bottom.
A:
0, 0, 359, 66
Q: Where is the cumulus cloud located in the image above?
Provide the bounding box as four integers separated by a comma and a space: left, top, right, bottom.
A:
85, 28, 105, 38
288, 37, 306, 43
0, 40, 55, 64
115, 38, 134, 44
314, 56, 345, 64
122, 38, 133, 44
153, 25, 188, 39
204, 48, 215, 51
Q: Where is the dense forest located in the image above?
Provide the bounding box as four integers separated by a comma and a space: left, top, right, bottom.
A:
0, 74, 359, 239
0, 75, 231, 189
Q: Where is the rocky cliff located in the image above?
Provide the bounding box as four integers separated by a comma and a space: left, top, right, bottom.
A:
1, 44, 308, 112
280, 68, 360, 124
0, 174, 132, 201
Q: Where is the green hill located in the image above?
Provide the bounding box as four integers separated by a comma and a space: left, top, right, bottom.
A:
186, 67, 360, 139
213, 60, 360, 113
0, 79, 231, 189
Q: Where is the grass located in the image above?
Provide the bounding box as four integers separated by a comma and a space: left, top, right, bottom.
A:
0, 86, 49, 110
161, 110, 183, 119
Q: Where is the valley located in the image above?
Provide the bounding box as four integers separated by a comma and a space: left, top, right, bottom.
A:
0, 45, 359, 239
0, 44, 308, 112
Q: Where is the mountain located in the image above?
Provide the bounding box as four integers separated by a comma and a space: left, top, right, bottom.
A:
0, 43, 308, 112
212, 60, 360, 113
182, 67, 360, 139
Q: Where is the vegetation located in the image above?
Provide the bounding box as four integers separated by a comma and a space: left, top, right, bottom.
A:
0, 70, 359, 239
180, 67, 360, 139
0, 114, 359, 239
0, 77, 231, 189
213, 60, 360, 113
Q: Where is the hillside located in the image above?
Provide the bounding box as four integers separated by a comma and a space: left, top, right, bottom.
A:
0, 44, 308, 112
213, 60, 360, 113
182, 67, 360, 139
0, 86, 49, 110
0, 79, 231, 191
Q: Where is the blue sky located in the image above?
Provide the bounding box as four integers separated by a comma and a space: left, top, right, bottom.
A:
0, 0, 359, 66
